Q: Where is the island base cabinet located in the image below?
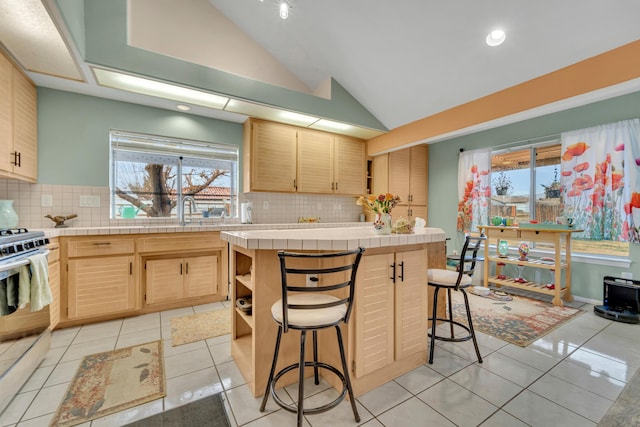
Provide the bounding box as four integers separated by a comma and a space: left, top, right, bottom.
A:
348, 248, 428, 395
67, 256, 137, 320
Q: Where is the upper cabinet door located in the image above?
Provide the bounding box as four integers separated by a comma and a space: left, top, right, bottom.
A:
388, 149, 411, 203
409, 145, 427, 206
297, 129, 333, 193
0, 55, 11, 172
11, 68, 37, 182
250, 120, 297, 192
334, 136, 365, 195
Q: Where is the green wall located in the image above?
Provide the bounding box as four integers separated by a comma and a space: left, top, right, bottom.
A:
37, 88, 243, 186
428, 90, 640, 301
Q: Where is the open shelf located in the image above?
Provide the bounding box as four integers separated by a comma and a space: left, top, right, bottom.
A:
489, 275, 568, 296
235, 273, 254, 291
488, 255, 567, 270
235, 307, 254, 329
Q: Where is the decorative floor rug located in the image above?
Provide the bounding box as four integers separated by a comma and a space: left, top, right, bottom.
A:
122, 393, 231, 427
170, 309, 230, 347
51, 340, 165, 427
452, 290, 583, 347
598, 368, 640, 426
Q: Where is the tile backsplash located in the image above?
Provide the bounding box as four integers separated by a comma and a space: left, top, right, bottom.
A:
0, 179, 364, 229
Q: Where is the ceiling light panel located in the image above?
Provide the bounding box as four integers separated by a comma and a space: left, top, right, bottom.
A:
93, 68, 229, 109
225, 99, 318, 126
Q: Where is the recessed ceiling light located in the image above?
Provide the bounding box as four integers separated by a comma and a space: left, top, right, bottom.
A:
176, 104, 191, 111
486, 29, 506, 47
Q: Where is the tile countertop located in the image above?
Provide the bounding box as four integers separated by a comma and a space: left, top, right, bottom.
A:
220, 226, 446, 250
37, 222, 369, 239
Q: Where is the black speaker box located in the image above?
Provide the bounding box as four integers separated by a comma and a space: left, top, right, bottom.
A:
594, 276, 640, 324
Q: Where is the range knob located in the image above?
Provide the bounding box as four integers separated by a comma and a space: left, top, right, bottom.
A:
7, 245, 18, 254
14, 244, 23, 252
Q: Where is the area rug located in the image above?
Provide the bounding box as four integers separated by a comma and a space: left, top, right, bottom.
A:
122, 393, 231, 427
50, 340, 165, 427
452, 290, 583, 347
598, 368, 640, 426
170, 309, 230, 347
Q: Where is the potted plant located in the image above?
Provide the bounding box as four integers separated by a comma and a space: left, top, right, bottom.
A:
493, 172, 512, 196
542, 168, 561, 198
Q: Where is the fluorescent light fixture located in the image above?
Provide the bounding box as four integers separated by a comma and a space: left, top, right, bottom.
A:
176, 104, 191, 111
279, 110, 318, 125
486, 29, 506, 47
279, 1, 289, 19
311, 119, 352, 131
93, 68, 229, 109
226, 99, 318, 126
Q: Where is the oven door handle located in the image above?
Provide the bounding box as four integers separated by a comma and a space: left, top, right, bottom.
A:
0, 249, 50, 273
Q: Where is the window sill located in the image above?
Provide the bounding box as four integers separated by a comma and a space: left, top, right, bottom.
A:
488, 244, 631, 268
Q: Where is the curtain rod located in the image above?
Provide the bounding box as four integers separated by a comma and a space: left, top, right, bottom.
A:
459, 132, 561, 154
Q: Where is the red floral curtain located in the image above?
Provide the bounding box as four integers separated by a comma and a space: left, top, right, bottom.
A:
457, 148, 491, 232
560, 118, 640, 243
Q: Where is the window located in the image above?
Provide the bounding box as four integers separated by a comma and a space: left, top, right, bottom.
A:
490, 141, 629, 257
110, 131, 238, 220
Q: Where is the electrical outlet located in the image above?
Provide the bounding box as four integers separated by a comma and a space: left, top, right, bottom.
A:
621, 272, 633, 280
263, 201, 269, 210
41, 194, 53, 207
79, 195, 100, 207
306, 274, 318, 287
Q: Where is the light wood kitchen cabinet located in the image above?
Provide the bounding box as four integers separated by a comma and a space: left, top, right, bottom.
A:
297, 130, 366, 195
48, 240, 61, 329
244, 118, 365, 195
139, 232, 228, 310
372, 145, 428, 221
145, 254, 218, 305
246, 119, 297, 192
63, 237, 137, 321
353, 248, 428, 378
0, 51, 37, 182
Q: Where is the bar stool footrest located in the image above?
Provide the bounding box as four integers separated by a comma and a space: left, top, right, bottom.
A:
269, 361, 348, 415
427, 317, 474, 342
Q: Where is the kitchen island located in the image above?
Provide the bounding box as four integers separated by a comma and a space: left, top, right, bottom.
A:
221, 226, 446, 397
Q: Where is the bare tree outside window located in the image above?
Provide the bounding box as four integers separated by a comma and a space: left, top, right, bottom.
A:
110, 131, 238, 219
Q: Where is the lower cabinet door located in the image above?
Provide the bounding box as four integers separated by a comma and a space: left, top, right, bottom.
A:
146, 258, 184, 305
184, 254, 218, 298
67, 256, 136, 319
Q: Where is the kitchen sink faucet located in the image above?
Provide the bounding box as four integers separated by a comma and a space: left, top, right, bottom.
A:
180, 195, 197, 226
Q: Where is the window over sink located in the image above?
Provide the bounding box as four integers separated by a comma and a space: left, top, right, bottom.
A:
110, 130, 238, 219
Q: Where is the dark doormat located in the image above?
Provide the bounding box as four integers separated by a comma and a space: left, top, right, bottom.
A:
123, 393, 231, 427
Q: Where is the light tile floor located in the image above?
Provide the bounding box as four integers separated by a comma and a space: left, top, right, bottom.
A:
1, 296, 639, 426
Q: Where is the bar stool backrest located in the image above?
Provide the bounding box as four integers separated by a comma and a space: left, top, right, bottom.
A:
278, 247, 365, 332
453, 236, 486, 290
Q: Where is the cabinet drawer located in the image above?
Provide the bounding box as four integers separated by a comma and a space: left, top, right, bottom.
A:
137, 232, 223, 253
66, 237, 135, 257
488, 228, 519, 240
47, 241, 60, 264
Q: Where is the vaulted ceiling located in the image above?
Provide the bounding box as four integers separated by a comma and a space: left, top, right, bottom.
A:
1, 0, 640, 150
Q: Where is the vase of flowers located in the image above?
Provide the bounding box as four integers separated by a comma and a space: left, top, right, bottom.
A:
357, 193, 401, 235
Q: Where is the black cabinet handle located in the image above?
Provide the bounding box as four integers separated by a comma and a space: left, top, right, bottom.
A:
180, 263, 183, 275
399, 261, 404, 282
186, 262, 189, 274
390, 263, 396, 284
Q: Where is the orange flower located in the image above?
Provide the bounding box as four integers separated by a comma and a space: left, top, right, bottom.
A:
561, 170, 572, 177
471, 165, 478, 174
565, 141, 590, 157
573, 162, 589, 173
574, 175, 594, 191
611, 171, 623, 191
631, 192, 640, 209
562, 152, 574, 162
567, 189, 582, 197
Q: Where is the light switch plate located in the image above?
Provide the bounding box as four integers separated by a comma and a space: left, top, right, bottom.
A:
41, 194, 53, 207
79, 195, 100, 207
